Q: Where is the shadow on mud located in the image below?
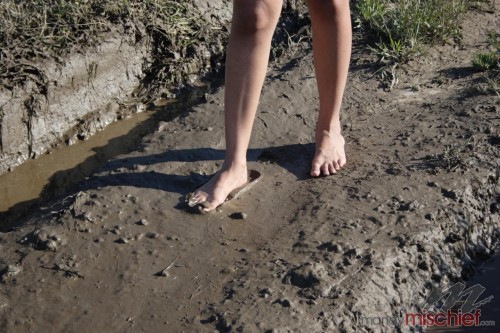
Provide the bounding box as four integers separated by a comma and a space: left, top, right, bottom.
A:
0, 55, 318, 232
0, 29, 378, 232
0, 82, 215, 231
89, 143, 313, 188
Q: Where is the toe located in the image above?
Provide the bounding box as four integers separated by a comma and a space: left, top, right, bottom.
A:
328, 163, 337, 174
201, 199, 223, 213
321, 164, 330, 176
339, 157, 346, 167
193, 191, 207, 203
310, 161, 321, 177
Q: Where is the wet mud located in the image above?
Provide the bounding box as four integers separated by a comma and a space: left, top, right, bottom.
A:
0, 7, 499, 333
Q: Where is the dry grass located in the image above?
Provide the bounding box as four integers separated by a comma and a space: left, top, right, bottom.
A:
0, 0, 205, 98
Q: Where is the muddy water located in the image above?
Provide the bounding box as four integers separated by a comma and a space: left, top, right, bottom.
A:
0, 110, 154, 214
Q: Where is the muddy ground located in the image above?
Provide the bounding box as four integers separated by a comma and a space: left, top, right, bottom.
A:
0, 7, 499, 333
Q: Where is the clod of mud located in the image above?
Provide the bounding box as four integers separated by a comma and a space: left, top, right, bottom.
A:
49, 262, 84, 279
19, 227, 65, 252
0, 264, 22, 282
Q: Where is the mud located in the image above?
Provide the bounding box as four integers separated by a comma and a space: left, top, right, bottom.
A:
0, 109, 154, 214
0, 0, 233, 176
0, 6, 499, 333
0, 33, 149, 174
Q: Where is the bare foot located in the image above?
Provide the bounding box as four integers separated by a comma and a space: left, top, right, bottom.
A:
310, 129, 346, 177
189, 162, 248, 212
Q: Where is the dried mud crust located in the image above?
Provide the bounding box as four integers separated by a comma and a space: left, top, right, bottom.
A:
0, 8, 499, 333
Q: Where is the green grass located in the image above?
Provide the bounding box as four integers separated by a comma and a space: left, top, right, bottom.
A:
354, 0, 467, 65
353, 0, 498, 65
471, 31, 500, 95
472, 52, 499, 71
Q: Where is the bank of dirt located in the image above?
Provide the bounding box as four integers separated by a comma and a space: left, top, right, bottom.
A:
0, 0, 308, 175
0, 6, 499, 333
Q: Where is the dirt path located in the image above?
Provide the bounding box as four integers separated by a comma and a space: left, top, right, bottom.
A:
0, 8, 499, 333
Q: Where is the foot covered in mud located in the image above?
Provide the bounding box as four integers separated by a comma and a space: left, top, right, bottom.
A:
310, 129, 346, 177
186, 166, 261, 214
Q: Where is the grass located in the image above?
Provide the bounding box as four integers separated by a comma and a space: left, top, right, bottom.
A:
471, 31, 500, 95
0, 0, 209, 100
473, 52, 499, 71
0, 0, 310, 103
353, 0, 472, 89
472, 31, 499, 71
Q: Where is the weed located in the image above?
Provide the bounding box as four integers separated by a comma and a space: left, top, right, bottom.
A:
471, 31, 500, 95
0, 0, 209, 101
426, 138, 476, 172
467, 0, 496, 12
486, 30, 500, 52
472, 52, 499, 71
354, 0, 467, 86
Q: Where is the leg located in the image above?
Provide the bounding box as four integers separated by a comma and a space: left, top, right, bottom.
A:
191, 0, 283, 212
307, 0, 352, 176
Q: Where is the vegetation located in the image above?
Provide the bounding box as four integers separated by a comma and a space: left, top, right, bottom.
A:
0, 0, 208, 98
1, 0, 497, 95
351, 0, 495, 89
472, 31, 499, 95
473, 51, 498, 71
354, 0, 467, 63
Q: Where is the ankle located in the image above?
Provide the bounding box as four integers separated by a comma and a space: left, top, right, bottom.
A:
222, 159, 247, 171
316, 120, 342, 137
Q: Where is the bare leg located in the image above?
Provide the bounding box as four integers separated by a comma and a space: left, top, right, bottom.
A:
308, 0, 352, 176
191, 0, 283, 212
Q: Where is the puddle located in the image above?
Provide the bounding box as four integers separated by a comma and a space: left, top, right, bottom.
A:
0, 110, 157, 214
0, 78, 218, 231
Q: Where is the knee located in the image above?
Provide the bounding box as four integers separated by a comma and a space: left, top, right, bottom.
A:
232, 0, 282, 36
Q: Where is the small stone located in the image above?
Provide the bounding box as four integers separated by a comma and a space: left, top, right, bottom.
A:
111, 229, 121, 235
146, 232, 161, 239
137, 219, 149, 226
259, 288, 273, 298
45, 240, 58, 251
273, 298, 293, 308
156, 268, 171, 277
115, 237, 129, 244
427, 181, 440, 188
229, 212, 247, 220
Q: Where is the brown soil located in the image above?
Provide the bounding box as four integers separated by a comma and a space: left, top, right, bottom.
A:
0, 7, 499, 333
